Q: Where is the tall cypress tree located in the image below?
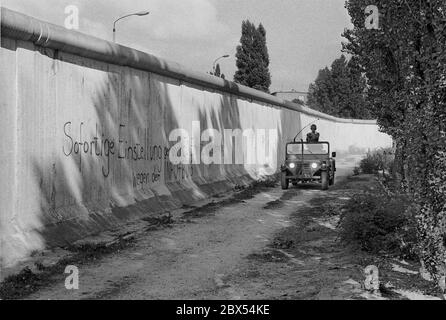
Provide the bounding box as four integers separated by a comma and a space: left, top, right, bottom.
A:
214, 64, 221, 77
234, 20, 271, 93
254, 23, 271, 92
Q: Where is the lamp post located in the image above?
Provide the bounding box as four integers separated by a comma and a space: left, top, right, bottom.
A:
213, 55, 230, 75
113, 11, 150, 43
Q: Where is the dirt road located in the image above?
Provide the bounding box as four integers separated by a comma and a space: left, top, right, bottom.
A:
22, 165, 440, 300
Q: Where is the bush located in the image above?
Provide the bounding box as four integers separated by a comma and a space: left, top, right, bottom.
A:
359, 148, 394, 174
339, 191, 418, 259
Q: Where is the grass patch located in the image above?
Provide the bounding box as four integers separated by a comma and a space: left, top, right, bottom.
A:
183, 176, 278, 218
247, 249, 289, 263
263, 199, 283, 210
339, 191, 418, 259
143, 213, 174, 231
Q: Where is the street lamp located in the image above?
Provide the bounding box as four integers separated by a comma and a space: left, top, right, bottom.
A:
213, 55, 230, 74
113, 11, 150, 43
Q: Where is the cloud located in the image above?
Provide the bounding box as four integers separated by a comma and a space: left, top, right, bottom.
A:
147, 0, 229, 41
1, 0, 229, 42
1, 0, 234, 76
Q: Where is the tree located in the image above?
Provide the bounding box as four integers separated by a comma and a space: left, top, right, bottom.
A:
209, 63, 225, 79
343, 0, 446, 279
234, 20, 271, 92
308, 67, 333, 113
292, 98, 305, 106
214, 64, 221, 77
307, 55, 371, 119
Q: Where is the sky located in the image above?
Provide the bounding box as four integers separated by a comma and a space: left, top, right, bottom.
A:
1, 0, 352, 92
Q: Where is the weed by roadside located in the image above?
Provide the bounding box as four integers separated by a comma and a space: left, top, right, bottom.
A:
358, 148, 394, 175
339, 190, 418, 260
183, 176, 278, 218
344, 151, 418, 260
143, 213, 174, 231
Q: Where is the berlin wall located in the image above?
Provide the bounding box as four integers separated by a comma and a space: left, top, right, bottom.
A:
0, 8, 392, 268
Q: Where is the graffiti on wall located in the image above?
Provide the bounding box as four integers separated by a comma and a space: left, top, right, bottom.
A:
63, 121, 165, 176
63, 121, 196, 189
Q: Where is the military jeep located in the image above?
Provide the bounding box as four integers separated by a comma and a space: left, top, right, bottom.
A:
281, 141, 336, 190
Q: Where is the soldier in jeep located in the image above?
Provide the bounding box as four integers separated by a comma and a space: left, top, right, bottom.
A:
306, 124, 320, 143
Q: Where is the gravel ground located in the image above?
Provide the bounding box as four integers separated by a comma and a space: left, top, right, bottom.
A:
2, 165, 441, 300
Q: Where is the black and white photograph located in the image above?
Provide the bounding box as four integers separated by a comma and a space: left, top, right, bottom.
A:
0, 0, 445, 308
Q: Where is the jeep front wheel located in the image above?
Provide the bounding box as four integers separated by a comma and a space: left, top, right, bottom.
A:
321, 171, 329, 190
281, 172, 289, 190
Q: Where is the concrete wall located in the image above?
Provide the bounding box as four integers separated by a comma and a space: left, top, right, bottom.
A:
0, 8, 392, 268
272, 91, 309, 103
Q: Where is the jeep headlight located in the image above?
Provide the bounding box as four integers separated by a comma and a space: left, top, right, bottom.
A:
311, 163, 318, 169
289, 163, 296, 169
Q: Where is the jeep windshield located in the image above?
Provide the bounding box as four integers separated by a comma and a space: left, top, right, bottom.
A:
287, 143, 329, 155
